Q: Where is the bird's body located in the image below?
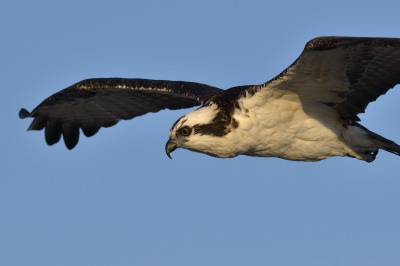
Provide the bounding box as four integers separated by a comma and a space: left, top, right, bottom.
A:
169, 83, 379, 162
224, 93, 349, 161
20, 36, 400, 162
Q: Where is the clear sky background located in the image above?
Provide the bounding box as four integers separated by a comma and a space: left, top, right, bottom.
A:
1, 0, 400, 265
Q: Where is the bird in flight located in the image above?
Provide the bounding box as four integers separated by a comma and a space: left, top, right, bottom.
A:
20, 36, 400, 162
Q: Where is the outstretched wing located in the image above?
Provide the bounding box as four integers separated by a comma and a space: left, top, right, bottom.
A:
246, 36, 400, 120
20, 78, 223, 149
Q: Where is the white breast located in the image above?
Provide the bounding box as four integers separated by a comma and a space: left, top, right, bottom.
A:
227, 89, 356, 161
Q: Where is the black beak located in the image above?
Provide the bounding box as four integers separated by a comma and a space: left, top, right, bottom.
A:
165, 138, 178, 159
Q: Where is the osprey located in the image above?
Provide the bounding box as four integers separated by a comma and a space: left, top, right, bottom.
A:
20, 36, 400, 162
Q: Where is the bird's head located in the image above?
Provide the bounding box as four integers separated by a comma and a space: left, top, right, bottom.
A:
165, 104, 237, 158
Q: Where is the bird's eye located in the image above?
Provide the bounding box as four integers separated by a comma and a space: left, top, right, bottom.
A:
179, 127, 191, 136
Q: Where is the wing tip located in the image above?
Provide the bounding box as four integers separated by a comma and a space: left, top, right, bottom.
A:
65, 141, 78, 150
19, 108, 31, 119
305, 36, 400, 51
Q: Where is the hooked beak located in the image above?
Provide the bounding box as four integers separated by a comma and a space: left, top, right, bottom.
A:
165, 138, 178, 159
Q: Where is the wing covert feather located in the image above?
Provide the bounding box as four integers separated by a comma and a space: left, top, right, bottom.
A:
247, 36, 400, 121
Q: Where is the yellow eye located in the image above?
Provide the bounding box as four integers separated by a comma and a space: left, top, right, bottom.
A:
179, 127, 191, 136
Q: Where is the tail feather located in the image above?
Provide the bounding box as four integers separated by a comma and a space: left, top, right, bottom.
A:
369, 132, 400, 156
349, 121, 400, 161
356, 122, 400, 156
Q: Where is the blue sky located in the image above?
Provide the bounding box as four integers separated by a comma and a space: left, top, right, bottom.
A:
2, 0, 400, 265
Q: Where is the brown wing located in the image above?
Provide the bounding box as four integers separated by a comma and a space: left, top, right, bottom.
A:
248, 36, 400, 121
20, 78, 222, 149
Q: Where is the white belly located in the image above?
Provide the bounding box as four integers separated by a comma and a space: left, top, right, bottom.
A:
227, 92, 353, 161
